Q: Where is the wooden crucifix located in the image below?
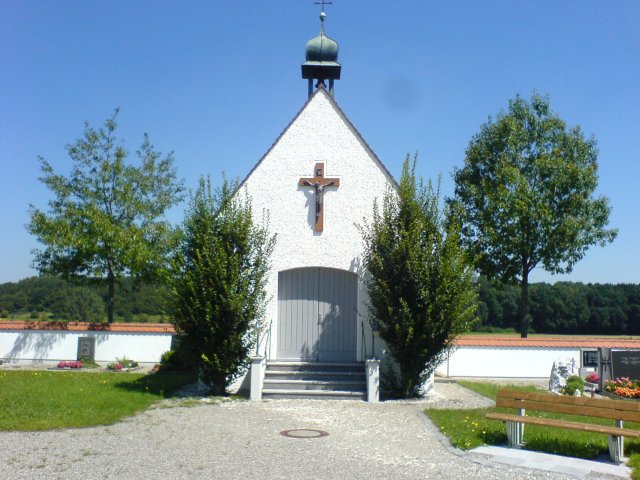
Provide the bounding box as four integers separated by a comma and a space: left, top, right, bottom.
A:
299, 162, 340, 232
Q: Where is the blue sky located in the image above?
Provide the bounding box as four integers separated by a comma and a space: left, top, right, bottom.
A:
1, 1, 638, 284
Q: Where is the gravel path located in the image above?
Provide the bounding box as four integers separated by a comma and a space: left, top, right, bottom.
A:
0, 383, 578, 480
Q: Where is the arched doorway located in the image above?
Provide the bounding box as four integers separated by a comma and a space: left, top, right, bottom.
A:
277, 267, 357, 362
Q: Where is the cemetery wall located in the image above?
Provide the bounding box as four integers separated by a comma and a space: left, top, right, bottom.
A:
436, 336, 640, 378
435, 346, 580, 378
0, 322, 174, 364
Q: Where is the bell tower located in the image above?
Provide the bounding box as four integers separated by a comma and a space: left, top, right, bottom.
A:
301, 5, 341, 98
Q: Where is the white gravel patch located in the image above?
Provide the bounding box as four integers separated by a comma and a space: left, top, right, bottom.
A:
0, 382, 579, 480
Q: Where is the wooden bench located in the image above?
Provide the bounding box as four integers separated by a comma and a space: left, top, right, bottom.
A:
486, 389, 640, 463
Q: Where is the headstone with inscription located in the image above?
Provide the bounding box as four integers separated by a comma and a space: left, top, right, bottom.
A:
77, 336, 96, 361
611, 349, 640, 380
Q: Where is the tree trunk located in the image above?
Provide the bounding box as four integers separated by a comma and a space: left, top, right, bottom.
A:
107, 270, 115, 324
211, 372, 227, 396
519, 268, 530, 338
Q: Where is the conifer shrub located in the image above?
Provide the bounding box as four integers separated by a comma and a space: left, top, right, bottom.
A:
362, 157, 477, 397
171, 177, 274, 394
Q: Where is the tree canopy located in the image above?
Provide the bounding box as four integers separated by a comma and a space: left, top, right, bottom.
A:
171, 177, 275, 395
452, 93, 616, 337
363, 157, 477, 397
27, 110, 184, 323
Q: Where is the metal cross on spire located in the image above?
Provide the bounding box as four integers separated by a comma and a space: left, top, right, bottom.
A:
314, 0, 332, 14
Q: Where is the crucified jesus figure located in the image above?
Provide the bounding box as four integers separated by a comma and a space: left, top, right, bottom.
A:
299, 163, 340, 232
302, 179, 336, 220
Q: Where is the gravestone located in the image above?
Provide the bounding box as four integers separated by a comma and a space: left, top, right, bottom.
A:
611, 349, 640, 380
582, 350, 598, 368
77, 336, 96, 361
549, 357, 578, 394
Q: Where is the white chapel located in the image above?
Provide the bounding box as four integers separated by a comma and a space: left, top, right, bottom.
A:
240, 10, 396, 401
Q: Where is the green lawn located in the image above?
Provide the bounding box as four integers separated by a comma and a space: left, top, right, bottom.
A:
425, 381, 640, 478
0, 370, 196, 430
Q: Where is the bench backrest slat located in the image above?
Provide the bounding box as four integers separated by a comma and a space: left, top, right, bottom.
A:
499, 390, 640, 411
496, 390, 640, 423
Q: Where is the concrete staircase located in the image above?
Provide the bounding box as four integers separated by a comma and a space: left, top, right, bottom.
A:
262, 361, 367, 400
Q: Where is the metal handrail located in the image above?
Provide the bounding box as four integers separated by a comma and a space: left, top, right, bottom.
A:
255, 320, 272, 360
264, 322, 272, 361
361, 321, 368, 361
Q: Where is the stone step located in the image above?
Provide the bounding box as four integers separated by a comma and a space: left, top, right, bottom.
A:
262, 361, 368, 401
262, 388, 367, 400
265, 370, 365, 381
263, 378, 366, 391
265, 362, 364, 374
267, 361, 363, 367
266, 369, 365, 376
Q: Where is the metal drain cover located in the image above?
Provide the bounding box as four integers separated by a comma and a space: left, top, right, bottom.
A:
280, 429, 329, 439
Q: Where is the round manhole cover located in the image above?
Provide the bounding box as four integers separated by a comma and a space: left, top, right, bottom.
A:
280, 429, 329, 439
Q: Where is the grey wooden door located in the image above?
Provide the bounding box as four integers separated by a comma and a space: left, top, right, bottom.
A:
277, 267, 357, 362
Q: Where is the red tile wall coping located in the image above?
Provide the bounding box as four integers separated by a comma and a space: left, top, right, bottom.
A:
457, 335, 640, 349
0, 320, 175, 334
1, 324, 638, 347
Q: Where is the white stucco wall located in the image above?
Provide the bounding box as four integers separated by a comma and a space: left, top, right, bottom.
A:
0, 329, 173, 364
240, 88, 396, 362
435, 346, 581, 378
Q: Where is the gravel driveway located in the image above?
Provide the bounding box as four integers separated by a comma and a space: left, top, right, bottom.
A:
0, 383, 576, 480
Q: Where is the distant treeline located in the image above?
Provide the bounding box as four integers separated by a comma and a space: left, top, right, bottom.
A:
477, 277, 640, 335
0, 276, 169, 323
1, 275, 639, 332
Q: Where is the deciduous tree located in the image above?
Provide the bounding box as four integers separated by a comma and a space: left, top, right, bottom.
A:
452, 93, 617, 337
28, 110, 184, 323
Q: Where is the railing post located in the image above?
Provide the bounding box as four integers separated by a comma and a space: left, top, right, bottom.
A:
366, 358, 380, 403
250, 355, 265, 401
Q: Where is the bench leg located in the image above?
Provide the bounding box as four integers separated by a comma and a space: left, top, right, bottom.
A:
608, 420, 624, 464
608, 435, 623, 464
506, 421, 524, 448
608, 420, 625, 464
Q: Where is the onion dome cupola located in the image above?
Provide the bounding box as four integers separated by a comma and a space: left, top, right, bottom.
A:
302, 10, 341, 98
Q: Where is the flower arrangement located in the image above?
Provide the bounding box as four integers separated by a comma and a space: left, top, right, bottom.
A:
107, 361, 124, 371
586, 372, 600, 384
604, 377, 640, 399
57, 360, 83, 369
107, 357, 139, 371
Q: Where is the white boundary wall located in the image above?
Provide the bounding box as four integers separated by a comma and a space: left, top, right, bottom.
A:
1, 328, 595, 380
0, 329, 173, 364
436, 346, 581, 378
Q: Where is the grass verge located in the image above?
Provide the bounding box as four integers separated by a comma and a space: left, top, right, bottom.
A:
425, 380, 640, 474
0, 370, 196, 430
